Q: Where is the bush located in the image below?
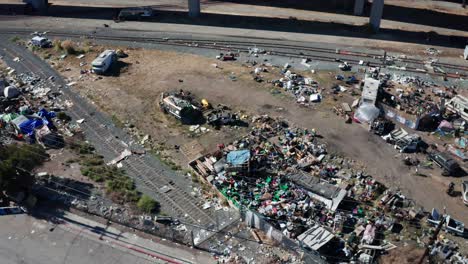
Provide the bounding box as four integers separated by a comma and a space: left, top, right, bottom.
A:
137, 195, 157, 214
0, 144, 48, 191
61, 40, 77, 55
80, 155, 104, 166
52, 39, 62, 51
57, 112, 71, 122
82, 41, 93, 53
10, 36, 20, 43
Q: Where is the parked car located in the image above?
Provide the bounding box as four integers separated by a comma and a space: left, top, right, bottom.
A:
30, 36, 51, 48
91, 50, 117, 74
118, 7, 154, 21
428, 151, 461, 176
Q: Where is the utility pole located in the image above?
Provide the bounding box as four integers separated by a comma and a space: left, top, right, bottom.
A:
382, 51, 387, 67
418, 214, 446, 264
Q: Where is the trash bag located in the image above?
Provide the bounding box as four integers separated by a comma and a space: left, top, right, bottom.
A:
354, 103, 380, 123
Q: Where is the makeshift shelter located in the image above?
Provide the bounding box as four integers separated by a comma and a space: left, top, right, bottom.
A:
287, 172, 347, 211
354, 103, 380, 123
226, 150, 250, 175
160, 93, 204, 125
4, 86, 20, 99
435, 120, 455, 136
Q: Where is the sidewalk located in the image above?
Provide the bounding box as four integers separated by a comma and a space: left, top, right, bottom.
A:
54, 211, 217, 264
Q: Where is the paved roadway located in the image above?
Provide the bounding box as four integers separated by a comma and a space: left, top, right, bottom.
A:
0, 38, 221, 232
0, 211, 215, 264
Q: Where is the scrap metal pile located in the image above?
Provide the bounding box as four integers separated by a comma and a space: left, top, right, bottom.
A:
189, 115, 449, 262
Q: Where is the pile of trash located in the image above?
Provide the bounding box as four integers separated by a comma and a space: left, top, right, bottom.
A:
270, 68, 322, 106
190, 115, 438, 262
0, 70, 68, 148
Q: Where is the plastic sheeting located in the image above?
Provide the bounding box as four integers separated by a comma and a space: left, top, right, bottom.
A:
226, 150, 250, 165
18, 118, 47, 136
4, 86, 20, 99
354, 103, 380, 123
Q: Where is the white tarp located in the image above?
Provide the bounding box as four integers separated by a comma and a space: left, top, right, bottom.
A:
354, 103, 380, 123
4, 86, 20, 99
297, 224, 335, 250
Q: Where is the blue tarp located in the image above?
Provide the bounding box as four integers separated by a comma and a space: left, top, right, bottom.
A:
37, 108, 56, 119
16, 109, 55, 136
18, 118, 47, 136
227, 150, 250, 165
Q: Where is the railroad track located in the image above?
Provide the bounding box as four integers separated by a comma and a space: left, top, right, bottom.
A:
1, 29, 467, 78
0, 40, 217, 228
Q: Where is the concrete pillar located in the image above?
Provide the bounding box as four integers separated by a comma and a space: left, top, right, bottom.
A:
354, 0, 365, 15
188, 0, 200, 18
369, 0, 384, 32
24, 0, 48, 14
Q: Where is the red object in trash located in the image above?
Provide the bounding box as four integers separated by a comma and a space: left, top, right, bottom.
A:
217, 143, 225, 149
222, 55, 235, 61
17, 134, 23, 140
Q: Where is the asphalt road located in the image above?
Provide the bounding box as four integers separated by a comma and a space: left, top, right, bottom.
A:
0, 38, 226, 234
0, 211, 215, 264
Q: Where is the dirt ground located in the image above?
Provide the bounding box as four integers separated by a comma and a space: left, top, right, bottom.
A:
38, 43, 468, 224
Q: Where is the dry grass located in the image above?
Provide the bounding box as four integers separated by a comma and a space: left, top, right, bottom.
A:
60, 40, 77, 55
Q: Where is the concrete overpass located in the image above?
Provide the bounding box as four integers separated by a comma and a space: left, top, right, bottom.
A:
23, 0, 384, 31
186, 0, 384, 31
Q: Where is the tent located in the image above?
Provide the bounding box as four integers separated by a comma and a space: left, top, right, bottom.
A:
354, 103, 380, 123
4, 86, 20, 99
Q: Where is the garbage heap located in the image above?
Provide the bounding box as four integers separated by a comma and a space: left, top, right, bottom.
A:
191, 115, 423, 262
270, 69, 322, 106
0, 70, 68, 148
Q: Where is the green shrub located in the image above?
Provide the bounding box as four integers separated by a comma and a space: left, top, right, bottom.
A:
10, 36, 20, 43
57, 112, 71, 122
137, 195, 157, 213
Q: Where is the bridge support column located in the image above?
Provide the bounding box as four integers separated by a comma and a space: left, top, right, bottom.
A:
354, 0, 365, 15
23, 0, 48, 14
188, 0, 200, 17
369, 0, 384, 32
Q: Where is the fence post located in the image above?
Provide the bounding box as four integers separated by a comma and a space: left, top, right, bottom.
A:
190, 230, 195, 248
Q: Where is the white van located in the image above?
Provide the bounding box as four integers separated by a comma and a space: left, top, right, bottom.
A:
91, 50, 117, 74
31, 36, 51, 48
